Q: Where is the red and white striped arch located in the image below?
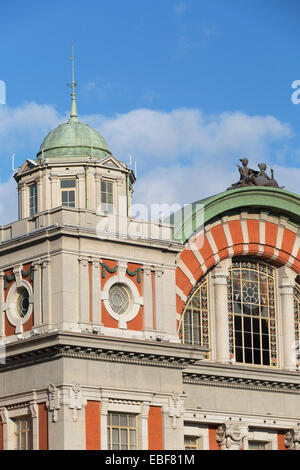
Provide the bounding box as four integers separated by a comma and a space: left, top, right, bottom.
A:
176, 212, 300, 316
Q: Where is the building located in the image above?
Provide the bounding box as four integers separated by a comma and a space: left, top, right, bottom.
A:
0, 78, 299, 451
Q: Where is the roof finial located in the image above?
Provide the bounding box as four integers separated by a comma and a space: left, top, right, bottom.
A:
67, 43, 78, 122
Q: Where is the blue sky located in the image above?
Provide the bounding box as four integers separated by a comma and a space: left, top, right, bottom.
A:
0, 0, 300, 223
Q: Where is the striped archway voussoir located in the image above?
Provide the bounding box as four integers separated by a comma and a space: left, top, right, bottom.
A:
175, 212, 300, 315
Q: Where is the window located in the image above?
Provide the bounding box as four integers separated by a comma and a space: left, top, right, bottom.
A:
109, 283, 130, 315
17, 287, 30, 318
294, 282, 300, 363
101, 181, 114, 214
228, 260, 277, 367
178, 277, 209, 349
184, 436, 199, 450
248, 440, 269, 450
107, 412, 137, 450
13, 416, 32, 450
29, 183, 38, 216
60, 179, 76, 208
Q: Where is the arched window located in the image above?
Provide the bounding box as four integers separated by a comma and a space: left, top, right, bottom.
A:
227, 259, 277, 367
178, 277, 210, 349
294, 281, 300, 352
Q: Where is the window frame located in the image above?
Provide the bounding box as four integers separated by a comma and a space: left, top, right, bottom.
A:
29, 182, 38, 216
12, 415, 32, 451
100, 179, 114, 214
60, 178, 77, 208
178, 277, 210, 352
107, 411, 138, 451
228, 259, 278, 368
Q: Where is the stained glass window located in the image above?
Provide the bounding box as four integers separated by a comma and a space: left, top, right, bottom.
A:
228, 260, 277, 367
178, 278, 209, 349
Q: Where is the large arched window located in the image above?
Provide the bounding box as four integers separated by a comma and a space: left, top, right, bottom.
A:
227, 259, 277, 367
178, 277, 210, 349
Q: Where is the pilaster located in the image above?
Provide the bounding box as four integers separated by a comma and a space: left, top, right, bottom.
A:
278, 265, 297, 370
79, 257, 90, 326
33, 261, 42, 327
213, 259, 230, 363
142, 266, 154, 332
41, 259, 51, 326
91, 260, 102, 326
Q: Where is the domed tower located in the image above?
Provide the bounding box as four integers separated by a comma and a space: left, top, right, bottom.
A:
14, 72, 135, 220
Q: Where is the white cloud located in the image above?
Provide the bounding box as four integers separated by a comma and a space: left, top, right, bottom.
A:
0, 178, 18, 225
0, 101, 296, 225
87, 108, 291, 169
0, 102, 62, 157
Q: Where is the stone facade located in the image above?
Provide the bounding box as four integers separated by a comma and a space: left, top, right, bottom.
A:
0, 111, 299, 450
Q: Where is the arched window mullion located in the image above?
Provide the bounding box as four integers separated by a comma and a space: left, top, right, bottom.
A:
178, 277, 210, 352
228, 259, 277, 368
294, 283, 300, 364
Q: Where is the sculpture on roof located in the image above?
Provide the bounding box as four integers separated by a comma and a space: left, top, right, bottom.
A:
228, 158, 283, 190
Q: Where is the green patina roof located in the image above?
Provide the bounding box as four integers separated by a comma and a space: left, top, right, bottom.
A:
170, 186, 300, 242
36, 119, 112, 160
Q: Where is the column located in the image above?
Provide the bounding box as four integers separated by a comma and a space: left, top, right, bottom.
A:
213, 259, 230, 364
51, 176, 60, 208
154, 269, 164, 334
41, 259, 51, 326
140, 402, 150, 450
91, 260, 102, 326
33, 262, 42, 327
278, 265, 297, 371
30, 402, 39, 450
95, 175, 101, 213
100, 398, 109, 450
77, 175, 85, 209
79, 257, 90, 326
0, 272, 4, 340
20, 184, 27, 219
37, 179, 43, 214
143, 266, 154, 333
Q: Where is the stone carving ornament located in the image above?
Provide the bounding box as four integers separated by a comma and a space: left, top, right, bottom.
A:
216, 423, 248, 450
284, 429, 300, 450
228, 158, 282, 190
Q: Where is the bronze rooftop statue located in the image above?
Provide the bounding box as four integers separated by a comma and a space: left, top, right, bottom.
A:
227, 158, 283, 190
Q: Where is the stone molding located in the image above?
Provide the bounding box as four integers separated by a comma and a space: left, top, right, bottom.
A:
216, 423, 248, 450
284, 429, 300, 450
47, 383, 87, 422
183, 371, 300, 394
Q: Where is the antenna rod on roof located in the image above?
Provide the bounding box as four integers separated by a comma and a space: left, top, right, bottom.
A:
12, 153, 17, 172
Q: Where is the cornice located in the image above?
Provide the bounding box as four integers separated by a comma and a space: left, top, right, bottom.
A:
183, 370, 300, 394
0, 331, 206, 372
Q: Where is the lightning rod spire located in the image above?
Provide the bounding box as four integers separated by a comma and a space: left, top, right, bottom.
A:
67, 43, 78, 122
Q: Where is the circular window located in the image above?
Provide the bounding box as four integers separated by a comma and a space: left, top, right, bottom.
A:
5, 279, 33, 333
16, 287, 30, 318
109, 283, 130, 315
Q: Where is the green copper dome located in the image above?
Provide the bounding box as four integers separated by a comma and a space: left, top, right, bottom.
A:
36, 119, 112, 160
